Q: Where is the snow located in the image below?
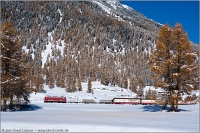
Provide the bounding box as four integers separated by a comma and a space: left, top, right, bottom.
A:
41, 32, 65, 68
22, 45, 35, 60
30, 81, 136, 103
143, 86, 164, 93
57, 9, 63, 23
92, 1, 123, 22
1, 82, 199, 132
107, 1, 118, 10
93, 1, 111, 15
173, 73, 179, 76
1, 103, 199, 132
112, 38, 116, 45
22, 46, 29, 53
41, 32, 53, 68
56, 39, 65, 57
186, 53, 198, 57
121, 4, 132, 11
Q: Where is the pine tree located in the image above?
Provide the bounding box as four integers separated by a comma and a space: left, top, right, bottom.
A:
149, 24, 198, 111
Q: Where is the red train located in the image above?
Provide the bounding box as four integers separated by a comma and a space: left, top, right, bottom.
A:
141, 99, 156, 105
112, 98, 140, 104
112, 98, 156, 105
44, 96, 66, 103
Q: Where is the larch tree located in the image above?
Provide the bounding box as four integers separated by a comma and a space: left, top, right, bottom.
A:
47, 58, 56, 89
77, 78, 82, 91
129, 77, 137, 93
1, 22, 32, 111
149, 23, 198, 111
87, 77, 92, 93
149, 24, 173, 110
171, 24, 199, 111
33, 52, 44, 92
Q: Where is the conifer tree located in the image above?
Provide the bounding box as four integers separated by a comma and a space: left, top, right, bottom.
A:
87, 77, 92, 93
123, 77, 128, 89
1, 22, 32, 111
77, 78, 82, 91
33, 53, 44, 92
149, 24, 198, 111
171, 24, 198, 111
145, 89, 151, 100
48, 59, 55, 89
129, 77, 137, 93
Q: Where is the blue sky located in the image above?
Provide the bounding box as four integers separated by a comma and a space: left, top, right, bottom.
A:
120, 1, 199, 44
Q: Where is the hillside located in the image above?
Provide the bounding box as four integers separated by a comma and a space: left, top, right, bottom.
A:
1, 1, 199, 102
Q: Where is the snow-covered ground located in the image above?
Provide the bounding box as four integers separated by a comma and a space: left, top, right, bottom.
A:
1, 103, 199, 132
1, 82, 199, 132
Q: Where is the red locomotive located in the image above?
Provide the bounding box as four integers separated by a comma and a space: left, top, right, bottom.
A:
44, 96, 66, 103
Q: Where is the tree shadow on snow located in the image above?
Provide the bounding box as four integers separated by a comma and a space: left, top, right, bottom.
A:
140, 105, 191, 112
2, 104, 42, 112
17, 104, 42, 111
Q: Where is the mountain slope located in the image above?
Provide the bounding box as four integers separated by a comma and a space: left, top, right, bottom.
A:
1, 1, 161, 53
1, 1, 165, 93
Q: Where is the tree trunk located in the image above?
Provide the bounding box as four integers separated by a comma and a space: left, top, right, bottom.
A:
9, 95, 14, 110
3, 99, 7, 112
169, 92, 175, 111
175, 97, 178, 112
163, 102, 167, 109
175, 91, 180, 112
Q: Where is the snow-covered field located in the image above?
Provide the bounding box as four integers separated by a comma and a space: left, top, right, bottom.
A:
1, 103, 199, 132
1, 82, 199, 132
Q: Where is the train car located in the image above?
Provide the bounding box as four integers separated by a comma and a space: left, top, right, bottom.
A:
141, 99, 156, 105
112, 98, 140, 104
82, 99, 96, 104
178, 101, 196, 105
44, 96, 66, 103
99, 100, 113, 104
112, 98, 157, 105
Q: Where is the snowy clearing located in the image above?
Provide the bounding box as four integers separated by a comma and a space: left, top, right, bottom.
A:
1, 103, 199, 132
